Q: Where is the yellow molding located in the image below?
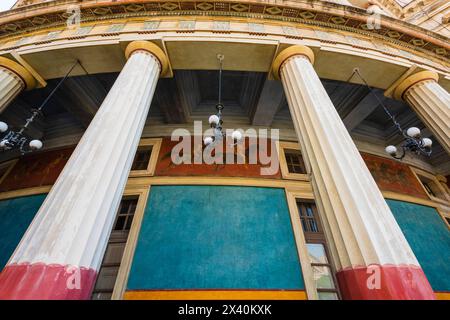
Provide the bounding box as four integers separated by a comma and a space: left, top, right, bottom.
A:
125, 41, 170, 78
435, 292, 450, 300
10, 51, 47, 88
0, 186, 52, 201
382, 191, 439, 208
271, 45, 315, 80
124, 290, 307, 300
0, 56, 36, 90
392, 70, 439, 100
126, 176, 314, 192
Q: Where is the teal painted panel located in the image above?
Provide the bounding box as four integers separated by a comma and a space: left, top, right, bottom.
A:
0, 194, 46, 269
128, 186, 304, 290
387, 199, 450, 292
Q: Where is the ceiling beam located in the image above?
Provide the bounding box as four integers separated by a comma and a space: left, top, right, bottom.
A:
52, 76, 107, 128
343, 92, 382, 132
240, 73, 265, 118
251, 79, 284, 126
156, 77, 188, 124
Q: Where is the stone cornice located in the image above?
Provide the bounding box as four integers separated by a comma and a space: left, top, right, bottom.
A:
0, 0, 449, 62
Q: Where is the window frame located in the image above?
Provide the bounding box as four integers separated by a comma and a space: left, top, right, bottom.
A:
285, 188, 340, 300
410, 167, 450, 204
129, 138, 161, 177
110, 186, 150, 300
277, 141, 309, 181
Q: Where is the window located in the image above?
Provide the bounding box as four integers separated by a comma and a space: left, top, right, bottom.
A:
285, 149, 307, 174
277, 141, 308, 180
91, 196, 139, 300
131, 146, 153, 171
412, 168, 450, 203
296, 200, 339, 300
129, 138, 161, 177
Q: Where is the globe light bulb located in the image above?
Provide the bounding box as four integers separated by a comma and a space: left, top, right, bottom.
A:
232, 130, 242, 141
385, 145, 397, 156
208, 115, 220, 126
422, 138, 432, 148
0, 140, 9, 149
204, 136, 213, 146
29, 139, 43, 150
406, 127, 421, 138
0, 121, 8, 133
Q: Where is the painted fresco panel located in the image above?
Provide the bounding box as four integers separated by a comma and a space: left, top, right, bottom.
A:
362, 153, 428, 199
155, 137, 281, 178
127, 185, 304, 290
0, 147, 74, 192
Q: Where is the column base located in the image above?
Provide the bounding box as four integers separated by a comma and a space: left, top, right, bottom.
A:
0, 263, 96, 300
336, 264, 435, 300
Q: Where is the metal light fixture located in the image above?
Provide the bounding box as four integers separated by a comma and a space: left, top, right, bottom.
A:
204, 54, 242, 146
353, 68, 432, 160
0, 60, 80, 155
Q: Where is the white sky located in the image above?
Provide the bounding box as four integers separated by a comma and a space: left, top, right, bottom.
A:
0, 0, 17, 12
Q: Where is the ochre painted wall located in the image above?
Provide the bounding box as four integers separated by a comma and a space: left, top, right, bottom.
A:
0, 194, 46, 269
126, 186, 304, 294
387, 199, 450, 294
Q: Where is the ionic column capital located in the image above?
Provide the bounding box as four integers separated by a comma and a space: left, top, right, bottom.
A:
393, 70, 439, 100
125, 41, 169, 77
0, 56, 36, 90
271, 45, 315, 80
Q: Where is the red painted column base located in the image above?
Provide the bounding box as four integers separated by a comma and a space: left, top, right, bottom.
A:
336, 264, 435, 300
0, 263, 97, 300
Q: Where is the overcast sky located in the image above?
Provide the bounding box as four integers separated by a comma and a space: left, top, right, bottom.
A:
0, 0, 17, 12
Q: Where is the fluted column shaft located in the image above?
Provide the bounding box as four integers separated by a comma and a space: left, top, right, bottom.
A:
274, 46, 435, 300
0, 57, 35, 113
0, 42, 166, 300
394, 72, 450, 155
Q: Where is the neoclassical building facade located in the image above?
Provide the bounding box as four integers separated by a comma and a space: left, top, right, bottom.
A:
0, 0, 448, 300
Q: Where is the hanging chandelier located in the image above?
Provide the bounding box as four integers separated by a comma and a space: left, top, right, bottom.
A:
0, 60, 80, 155
353, 68, 432, 160
203, 54, 242, 146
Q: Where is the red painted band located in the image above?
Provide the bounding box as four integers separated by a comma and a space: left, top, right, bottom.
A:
0, 263, 97, 300
336, 264, 435, 300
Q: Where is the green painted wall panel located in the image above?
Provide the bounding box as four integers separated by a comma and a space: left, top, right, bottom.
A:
127, 185, 304, 290
0, 194, 46, 269
387, 199, 450, 292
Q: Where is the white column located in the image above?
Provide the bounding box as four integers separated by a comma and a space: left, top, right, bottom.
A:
393, 71, 450, 155
0, 41, 168, 299
272, 46, 434, 299
0, 57, 35, 113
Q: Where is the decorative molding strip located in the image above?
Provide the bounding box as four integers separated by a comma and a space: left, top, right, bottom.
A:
0, 1, 448, 62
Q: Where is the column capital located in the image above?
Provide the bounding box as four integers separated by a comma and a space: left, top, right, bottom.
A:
125, 41, 169, 77
0, 56, 36, 90
393, 70, 439, 100
271, 45, 315, 80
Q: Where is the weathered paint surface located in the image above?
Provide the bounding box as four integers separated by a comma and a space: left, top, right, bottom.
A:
155, 137, 281, 178
362, 153, 428, 199
0, 148, 74, 192
127, 185, 304, 291
337, 264, 434, 300
0, 194, 46, 269
387, 199, 450, 293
